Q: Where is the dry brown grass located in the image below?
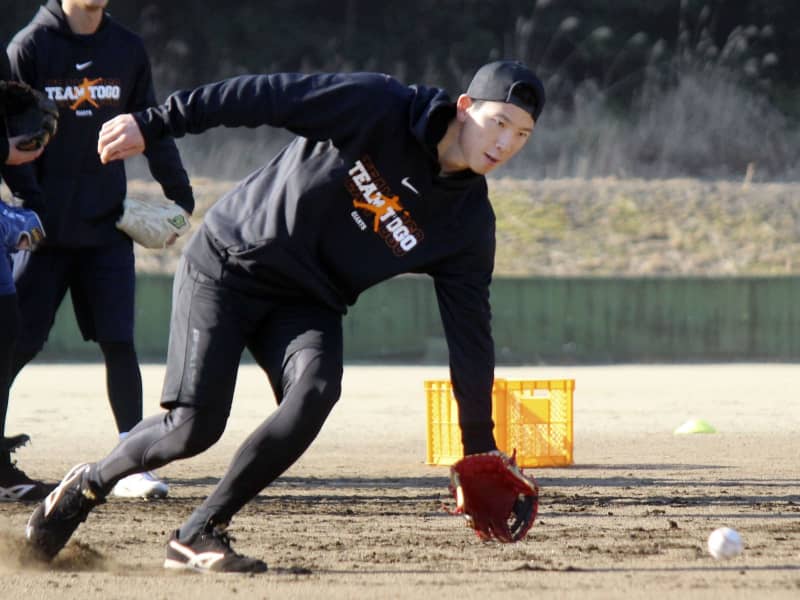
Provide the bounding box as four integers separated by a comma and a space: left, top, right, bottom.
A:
129, 176, 800, 276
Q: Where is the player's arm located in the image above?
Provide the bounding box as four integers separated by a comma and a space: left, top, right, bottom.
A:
99, 72, 396, 163
127, 49, 194, 215
4, 39, 49, 215
435, 223, 541, 544
434, 274, 497, 454
430, 230, 498, 455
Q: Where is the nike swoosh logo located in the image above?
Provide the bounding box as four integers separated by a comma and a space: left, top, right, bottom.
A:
76, 61, 93, 71
401, 177, 419, 195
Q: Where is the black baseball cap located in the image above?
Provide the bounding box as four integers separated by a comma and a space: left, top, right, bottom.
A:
466, 60, 545, 121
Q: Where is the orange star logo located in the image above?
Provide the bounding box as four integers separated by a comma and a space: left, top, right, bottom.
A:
69, 77, 103, 110
352, 194, 404, 232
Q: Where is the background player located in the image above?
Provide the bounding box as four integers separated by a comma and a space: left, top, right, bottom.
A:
3, 0, 195, 499
0, 49, 52, 501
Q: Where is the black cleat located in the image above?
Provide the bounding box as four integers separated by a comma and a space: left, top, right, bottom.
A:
1, 433, 32, 453
25, 463, 105, 561
164, 526, 268, 574
0, 434, 56, 502
0, 462, 56, 502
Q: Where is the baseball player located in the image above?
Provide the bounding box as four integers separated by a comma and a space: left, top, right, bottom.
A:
25, 60, 544, 572
3, 0, 195, 499
1, 49, 53, 501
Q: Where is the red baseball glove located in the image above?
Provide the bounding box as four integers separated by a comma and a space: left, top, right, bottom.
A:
448, 450, 539, 543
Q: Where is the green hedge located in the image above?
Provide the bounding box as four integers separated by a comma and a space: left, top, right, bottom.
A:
39, 274, 800, 364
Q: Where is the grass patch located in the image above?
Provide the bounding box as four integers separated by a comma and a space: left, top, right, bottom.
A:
127, 176, 800, 277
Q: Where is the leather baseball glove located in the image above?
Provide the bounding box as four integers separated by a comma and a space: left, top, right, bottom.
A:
0, 81, 59, 151
116, 197, 191, 249
448, 450, 539, 543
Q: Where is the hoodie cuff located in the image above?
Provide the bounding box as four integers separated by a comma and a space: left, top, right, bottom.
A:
133, 109, 166, 147
163, 184, 195, 215
460, 423, 498, 455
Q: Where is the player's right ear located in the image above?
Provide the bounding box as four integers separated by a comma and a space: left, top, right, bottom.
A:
456, 94, 473, 122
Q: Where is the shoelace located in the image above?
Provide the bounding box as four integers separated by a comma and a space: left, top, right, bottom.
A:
209, 526, 245, 557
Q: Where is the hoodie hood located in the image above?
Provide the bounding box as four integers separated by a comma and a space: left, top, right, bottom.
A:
34, 0, 110, 42
407, 84, 456, 160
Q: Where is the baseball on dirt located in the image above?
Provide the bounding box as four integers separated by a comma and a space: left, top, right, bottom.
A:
707, 527, 743, 559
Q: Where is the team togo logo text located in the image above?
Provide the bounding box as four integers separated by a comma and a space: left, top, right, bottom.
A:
44, 78, 122, 116
346, 157, 423, 255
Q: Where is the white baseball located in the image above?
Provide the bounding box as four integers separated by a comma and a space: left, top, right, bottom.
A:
707, 527, 743, 559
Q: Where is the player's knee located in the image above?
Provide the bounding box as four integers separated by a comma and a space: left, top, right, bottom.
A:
152, 405, 228, 460
285, 349, 342, 410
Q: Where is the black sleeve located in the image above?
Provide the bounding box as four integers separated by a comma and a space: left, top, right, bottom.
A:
431, 225, 497, 455
133, 72, 394, 150
129, 47, 194, 214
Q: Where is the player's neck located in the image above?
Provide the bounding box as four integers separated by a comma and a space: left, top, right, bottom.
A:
436, 119, 468, 175
63, 6, 103, 35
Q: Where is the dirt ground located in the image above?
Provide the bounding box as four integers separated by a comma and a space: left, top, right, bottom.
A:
0, 363, 798, 599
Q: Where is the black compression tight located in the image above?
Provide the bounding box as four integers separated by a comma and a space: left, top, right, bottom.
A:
89, 404, 228, 492
88, 346, 342, 539
179, 349, 341, 537
98, 341, 143, 434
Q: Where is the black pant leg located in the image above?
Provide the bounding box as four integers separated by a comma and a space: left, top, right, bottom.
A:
98, 341, 142, 433
177, 301, 343, 537
0, 294, 20, 444
89, 257, 254, 492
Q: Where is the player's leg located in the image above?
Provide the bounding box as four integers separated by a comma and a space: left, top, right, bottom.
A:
72, 242, 141, 432
1, 251, 62, 501
105, 258, 272, 572
10, 247, 71, 378
0, 255, 55, 501
88, 257, 254, 489
97, 341, 143, 433
72, 241, 167, 498
0, 256, 20, 443
174, 301, 343, 540
25, 257, 251, 562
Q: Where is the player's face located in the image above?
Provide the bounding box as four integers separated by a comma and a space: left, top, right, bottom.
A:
65, 0, 108, 12
458, 98, 534, 175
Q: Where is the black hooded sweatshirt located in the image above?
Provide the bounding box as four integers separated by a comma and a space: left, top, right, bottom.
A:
136, 72, 499, 453
5, 0, 193, 246
0, 51, 10, 166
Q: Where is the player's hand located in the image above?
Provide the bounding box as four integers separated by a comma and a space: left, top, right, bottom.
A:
97, 114, 145, 164
5, 136, 44, 165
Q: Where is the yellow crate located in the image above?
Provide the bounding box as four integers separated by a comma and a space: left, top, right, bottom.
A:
425, 378, 574, 468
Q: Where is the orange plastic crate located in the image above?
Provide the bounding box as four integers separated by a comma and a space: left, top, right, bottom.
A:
425, 378, 574, 468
